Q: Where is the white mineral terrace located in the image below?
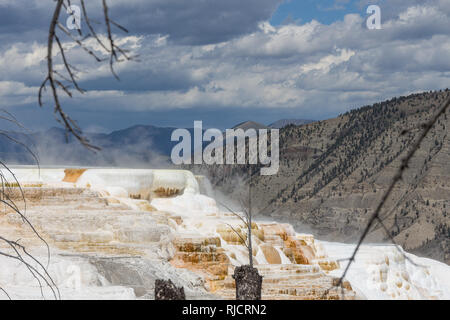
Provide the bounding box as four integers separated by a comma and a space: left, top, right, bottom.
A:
0, 167, 449, 300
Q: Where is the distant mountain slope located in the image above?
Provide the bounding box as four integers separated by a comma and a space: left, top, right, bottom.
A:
0, 121, 278, 167
0, 124, 188, 167
269, 119, 315, 129
190, 90, 450, 264
232, 121, 269, 131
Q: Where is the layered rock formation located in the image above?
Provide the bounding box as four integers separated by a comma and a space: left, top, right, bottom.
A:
0, 167, 448, 300
0, 168, 213, 299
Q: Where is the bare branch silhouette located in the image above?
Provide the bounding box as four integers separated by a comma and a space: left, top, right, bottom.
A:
217, 177, 255, 267
0, 287, 11, 300
0, 112, 60, 300
39, 0, 137, 151
0, 0, 136, 300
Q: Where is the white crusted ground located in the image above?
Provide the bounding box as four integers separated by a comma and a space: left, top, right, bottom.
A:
1, 167, 449, 300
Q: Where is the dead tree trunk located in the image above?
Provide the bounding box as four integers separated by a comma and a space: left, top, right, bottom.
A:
248, 180, 253, 268
218, 176, 263, 299
233, 265, 263, 300
154, 279, 186, 300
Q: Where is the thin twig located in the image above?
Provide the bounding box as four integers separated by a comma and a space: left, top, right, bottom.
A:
40, 0, 134, 150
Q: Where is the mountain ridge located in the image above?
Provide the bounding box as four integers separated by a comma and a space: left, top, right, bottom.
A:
189, 89, 450, 264
269, 119, 315, 129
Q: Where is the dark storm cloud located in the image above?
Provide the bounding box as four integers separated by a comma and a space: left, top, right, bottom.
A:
80, 67, 198, 92
0, 0, 283, 46
1, 0, 450, 131
0, 1, 54, 45
108, 0, 283, 45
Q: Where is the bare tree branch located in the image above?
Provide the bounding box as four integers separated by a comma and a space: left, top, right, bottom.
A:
0, 113, 59, 300
0, 287, 11, 300
225, 223, 249, 250
217, 176, 255, 267
39, 0, 135, 151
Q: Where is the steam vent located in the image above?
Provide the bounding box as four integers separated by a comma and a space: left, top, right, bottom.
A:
0, 167, 449, 300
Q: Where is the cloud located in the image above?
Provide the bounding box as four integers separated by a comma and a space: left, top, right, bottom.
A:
106, 0, 284, 45
0, 81, 37, 107
0, 0, 283, 46
320, 0, 352, 11
0, 0, 450, 129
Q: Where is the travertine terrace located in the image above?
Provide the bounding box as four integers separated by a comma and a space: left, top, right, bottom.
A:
0, 167, 448, 300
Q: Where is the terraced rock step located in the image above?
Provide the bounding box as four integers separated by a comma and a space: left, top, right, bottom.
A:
0, 170, 356, 300
170, 231, 355, 300
1, 186, 173, 256
213, 263, 354, 300
3, 168, 447, 300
